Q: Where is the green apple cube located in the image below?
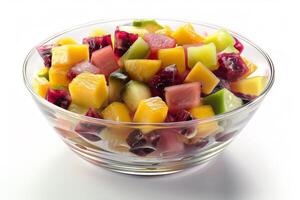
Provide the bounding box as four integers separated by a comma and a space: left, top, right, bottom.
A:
221, 45, 239, 54
204, 29, 235, 52
120, 37, 150, 65
203, 88, 242, 114
187, 43, 217, 70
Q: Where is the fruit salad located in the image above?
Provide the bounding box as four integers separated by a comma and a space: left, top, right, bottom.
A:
33, 19, 267, 157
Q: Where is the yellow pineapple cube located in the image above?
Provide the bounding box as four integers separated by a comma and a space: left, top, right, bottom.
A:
49, 66, 70, 87
185, 62, 220, 94
51, 44, 89, 69
37, 67, 49, 79
56, 37, 77, 45
242, 57, 258, 78
171, 23, 204, 45
100, 128, 130, 152
89, 28, 108, 37
102, 102, 132, 122
230, 76, 267, 97
155, 25, 173, 36
32, 77, 49, 98
69, 72, 108, 108
133, 97, 168, 123
158, 47, 186, 74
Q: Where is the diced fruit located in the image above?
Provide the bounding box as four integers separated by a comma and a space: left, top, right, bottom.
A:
143, 33, 176, 59
125, 59, 161, 82
187, 43, 217, 70
133, 19, 163, 32
51, 44, 89, 69
102, 102, 132, 122
241, 57, 257, 78
122, 80, 151, 111
67, 61, 100, 80
184, 62, 220, 94
120, 37, 150, 65
214, 53, 249, 81
155, 25, 173, 36
108, 72, 129, 102
56, 37, 77, 45
157, 130, 184, 153
183, 43, 203, 64
171, 23, 204, 45
114, 30, 138, 57
32, 77, 49, 98
158, 47, 186, 74
234, 37, 244, 53
207, 80, 231, 96
204, 29, 235, 52
230, 76, 267, 97
49, 66, 70, 87
37, 44, 57, 67
67, 103, 89, 115
86, 108, 102, 118
89, 28, 107, 37
165, 82, 201, 111
118, 26, 149, 36
101, 128, 130, 152
91, 45, 119, 77
203, 88, 242, 114
165, 109, 193, 122
83, 35, 112, 56
46, 88, 71, 109
148, 64, 181, 98
69, 72, 108, 108
37, 67, 49, 80
133, 97, 168, 123
221, 45, 239, 54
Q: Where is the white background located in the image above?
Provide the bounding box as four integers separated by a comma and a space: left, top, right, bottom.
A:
1, 0, 299, 199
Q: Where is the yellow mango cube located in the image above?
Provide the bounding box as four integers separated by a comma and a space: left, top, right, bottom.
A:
102, 102, 132, 122
56, 37, 77, 45
158, 47, 186, 74
155, 25, 173, 36
37, 66, 49, 79
185, 62, 220, 94
242, 57, 258, 78
51, 44, 89, 69
32, 77, 49, 98
69, 72, 108, 108
49, 66, 70, 87
133, 97, 168, 123
89, 28, 108, 37
171, 23, 204, 45
230, 76, 267, 97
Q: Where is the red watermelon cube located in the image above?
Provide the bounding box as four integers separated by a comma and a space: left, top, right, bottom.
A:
157, 130, 184, 154
165, 82, 201, 111
91, 45, 120, 77
143, 33, 176, 59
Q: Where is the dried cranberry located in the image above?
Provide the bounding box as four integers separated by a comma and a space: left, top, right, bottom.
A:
83, 35, 112, 57
215, 131, 235, 142
214, 53, 249, 81
37, 44, 57, 67
165, 110, 193, 122
114, 30, 138, 57
85, 108, 102, 118
194, 138, 209, 148
46, 88, 71, 109
129, 146, 156, 157
234, 37, 244, 53
126, 129, 147, 148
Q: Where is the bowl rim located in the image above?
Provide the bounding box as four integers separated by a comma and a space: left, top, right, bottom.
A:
23, 18, 275, 127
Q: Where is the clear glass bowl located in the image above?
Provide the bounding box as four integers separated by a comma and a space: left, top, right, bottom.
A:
23, 19, 275, 175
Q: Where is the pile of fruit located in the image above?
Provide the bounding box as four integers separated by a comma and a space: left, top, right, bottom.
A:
33, 20, 267, 156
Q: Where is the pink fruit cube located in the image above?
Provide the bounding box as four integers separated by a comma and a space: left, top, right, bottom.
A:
67, 61, 101, 80
157, 130, 184, 153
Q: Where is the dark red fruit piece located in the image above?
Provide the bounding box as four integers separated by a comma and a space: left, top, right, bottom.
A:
85, 108, 102, 118
129, 146, 156, 157
67, 61, 101, 80
114, 30, 138, 57
46, 88, 71, 109
126, 129, 147, 148
165, 110, 193, 122
214, 53, 249, 82
83, 35, 112, 57
215, 131, 235, 142
37, 44, 57, 67
148, 64, 182, 98
194, 138, 209, 148
178, 69, 191, 83
234, 37, 244, 53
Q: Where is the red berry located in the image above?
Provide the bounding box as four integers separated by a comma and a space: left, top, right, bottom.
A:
37, 44, 57, 67
234, 37, 244, 53
114, 30, 138, 57
46, 88, 71, 109
82, 35, 112, 57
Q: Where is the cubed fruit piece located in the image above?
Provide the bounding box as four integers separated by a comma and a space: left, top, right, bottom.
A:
32, 77, 49, 98
67, 103, 89, 115
114, 30, 138, 57
155, 25, 173, 37
37, 67, 49, 80
157, 130, 184, 153
214, 53, 249, 81
102, 102, 132, 122
148, 64, 182, 98
158, 47, 186, 74
183, 43, 203, 65
184, 62, 220, 94
83, 35, 112, 56
56, 37, 77, 45
67, 61, 101, 80
241, 57, 257, 78
133, 19, 163, 32
143, 33, 176, 59
221, 45, 239, 54
234, 37, 244, 53
171, 23, 204, 45
230, 76, 267, 97
203, 88, 242, 114
37, 44, 57, 67
69, 72, 108, 108
89, 28, 108, 37
204, 29, 235, 52
51, 44, 89, 69
187, 43, 217, 70
125, 59, 161, 82
49, 66, 70, 87
118, 26, 149, 36
133, 97, 168, 123
120, 37, 150, 66
165, 82, 201, 111
101, 128, 130, 152
190, 105, 219, 138
109, 72, 129, 102
122, 80, 151, 111
46, 88, 71, 109
91, 45, 119, 77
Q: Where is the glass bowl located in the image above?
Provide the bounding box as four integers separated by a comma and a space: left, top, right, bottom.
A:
23, 19, 275, 175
